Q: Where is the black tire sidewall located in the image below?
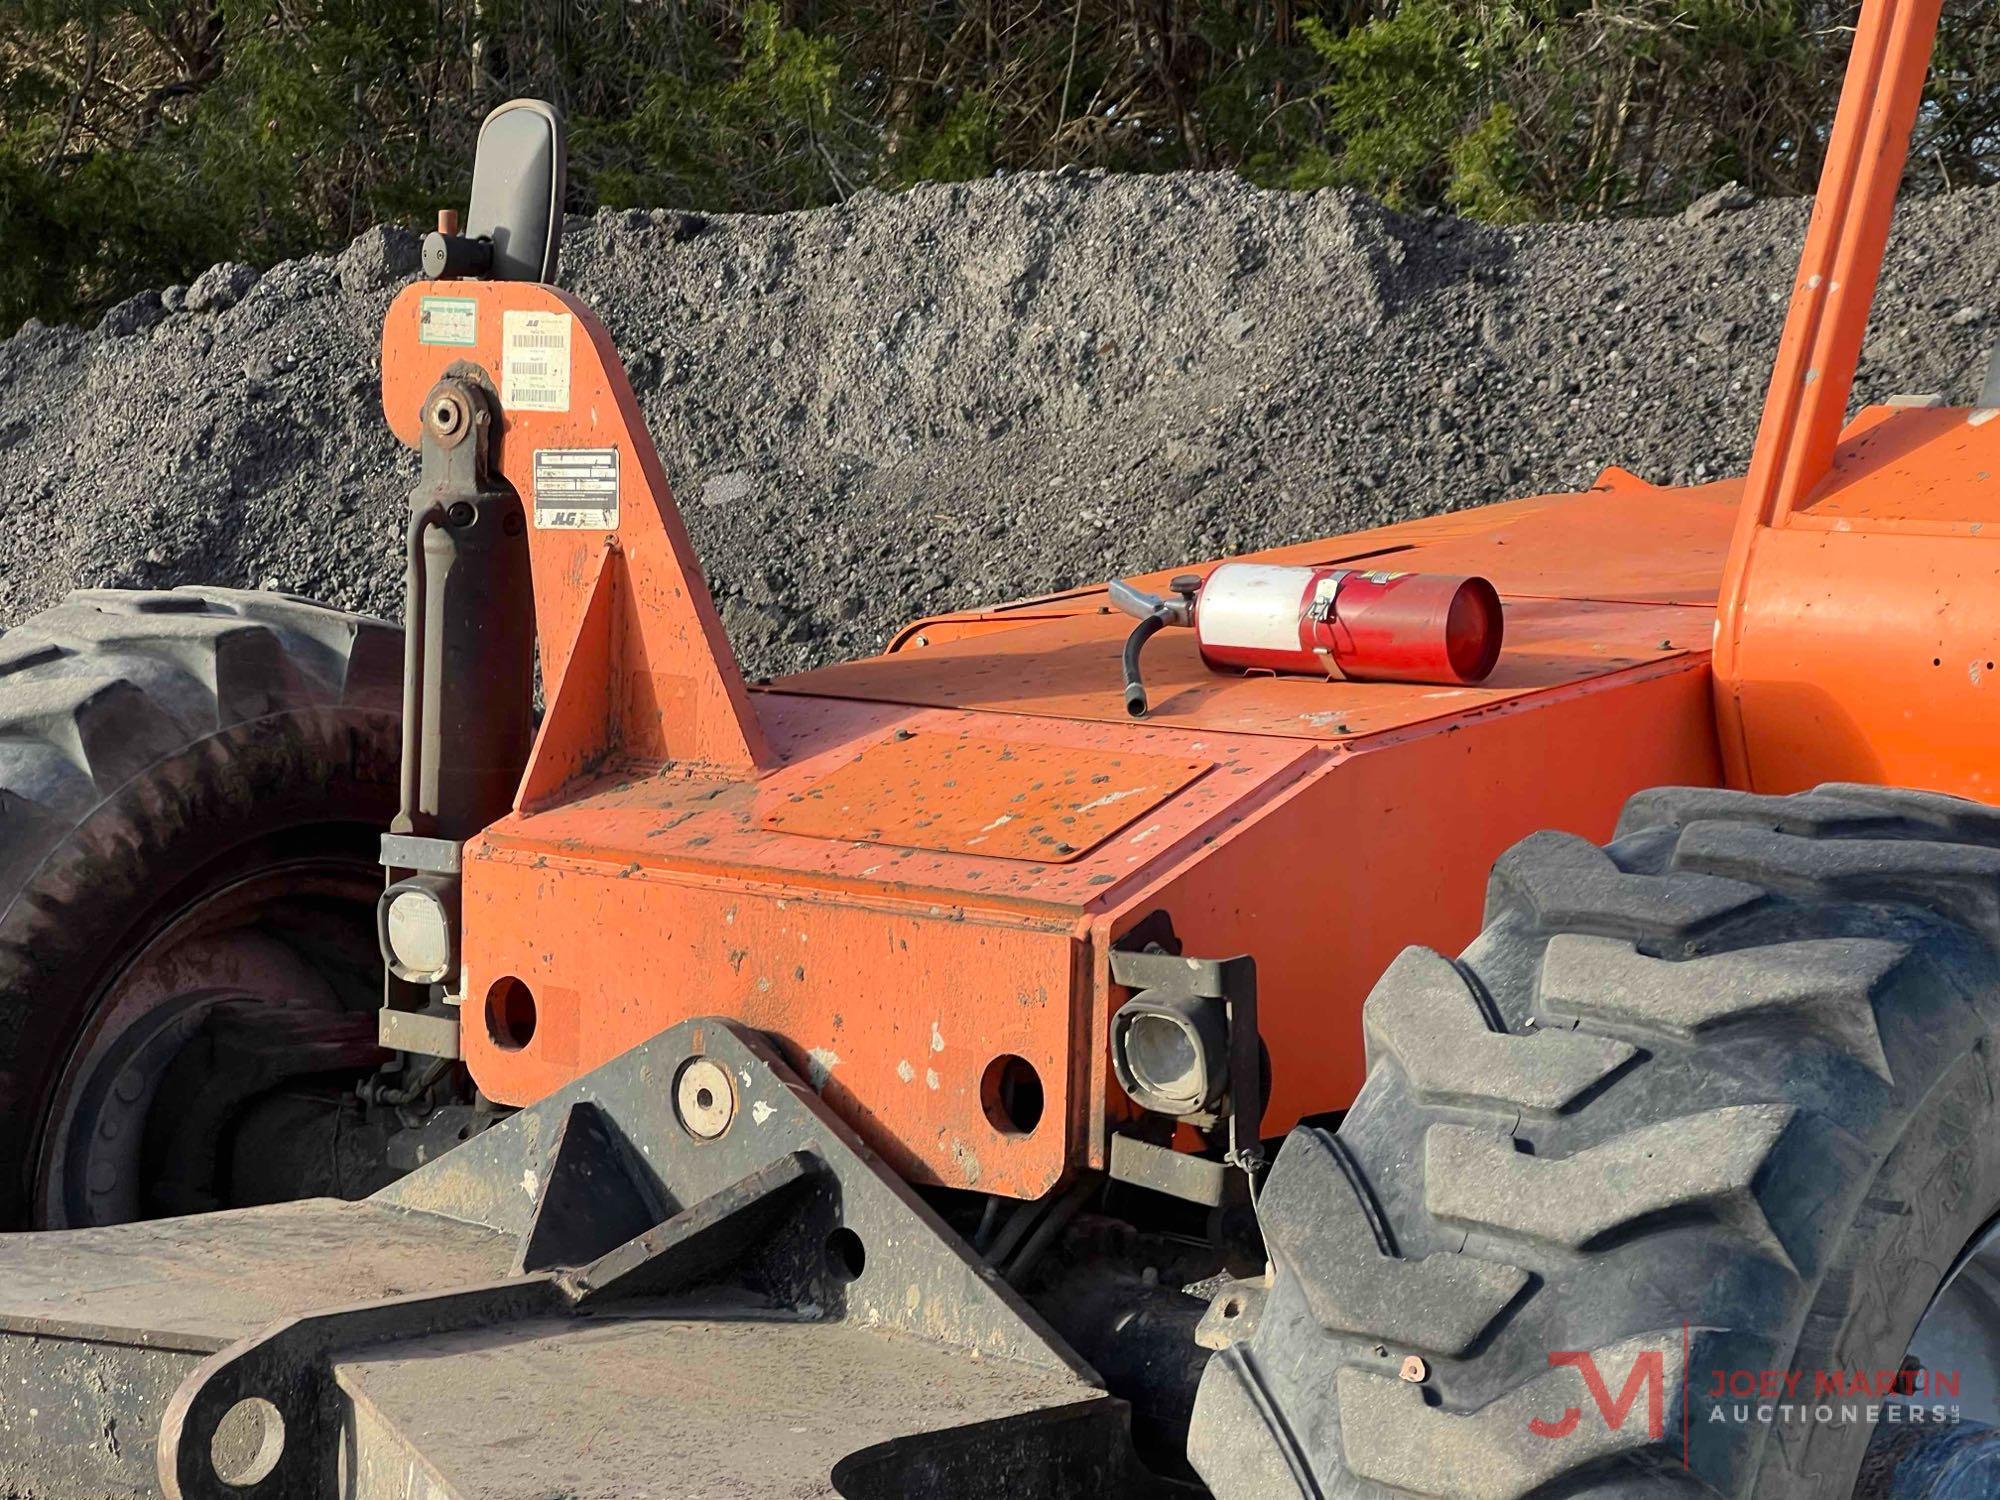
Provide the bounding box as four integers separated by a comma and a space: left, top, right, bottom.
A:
1192, 788, 2000, 1500
0, 704, 397, 1225
1762, 1042, 2000, 1494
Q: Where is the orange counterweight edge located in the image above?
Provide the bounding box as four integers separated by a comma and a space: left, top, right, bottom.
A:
459, 847, 1091, 1199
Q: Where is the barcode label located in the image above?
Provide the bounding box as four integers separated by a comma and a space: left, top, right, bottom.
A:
502, 311, 572, 411
533, 448, 619, 530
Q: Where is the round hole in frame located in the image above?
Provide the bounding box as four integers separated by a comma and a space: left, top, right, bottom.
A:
210, 1396, 285, 1488
980, 1054, 1045, 1136
826, 1227, 867, 1283
485, 976, 537, 1051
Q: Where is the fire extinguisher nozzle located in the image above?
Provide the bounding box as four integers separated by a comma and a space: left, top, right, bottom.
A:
1124, 682, 1149, 718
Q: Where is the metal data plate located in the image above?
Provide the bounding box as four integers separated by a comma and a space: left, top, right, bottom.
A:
761, 732, 1211, 862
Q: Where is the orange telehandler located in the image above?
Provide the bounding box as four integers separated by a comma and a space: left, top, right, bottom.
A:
0, 0, 1995, 1495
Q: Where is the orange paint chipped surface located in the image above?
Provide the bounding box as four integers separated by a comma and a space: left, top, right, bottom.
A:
1719, 404, 2000, 798
761, 733, 1211, 862
383, 278, 1746, 1198
1790, 403, 2000, 533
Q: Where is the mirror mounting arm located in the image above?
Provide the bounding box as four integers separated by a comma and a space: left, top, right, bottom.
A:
421, 232, 495, 281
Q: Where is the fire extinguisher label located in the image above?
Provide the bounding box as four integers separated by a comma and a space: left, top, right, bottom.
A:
1199, 563, 1309, 652
532, 448, 620, 530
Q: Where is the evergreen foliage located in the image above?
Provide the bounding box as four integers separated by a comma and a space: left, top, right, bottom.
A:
1, 0, 1993, 327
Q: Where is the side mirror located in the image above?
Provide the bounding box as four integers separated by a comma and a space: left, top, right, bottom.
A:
422, 99, 567, 284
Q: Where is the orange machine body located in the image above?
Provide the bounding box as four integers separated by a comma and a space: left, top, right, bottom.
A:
376, 0, 1996, 1197
380, 293, 1729, 1197
1715, 0, 2000, 794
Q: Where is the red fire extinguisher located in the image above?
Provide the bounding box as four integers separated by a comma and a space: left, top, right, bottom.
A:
1110, 562, 1504, 717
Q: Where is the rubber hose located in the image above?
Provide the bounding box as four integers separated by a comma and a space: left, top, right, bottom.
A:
1123, 611, 1169, 718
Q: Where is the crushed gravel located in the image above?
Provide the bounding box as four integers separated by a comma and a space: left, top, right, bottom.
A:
1, 173, 1995, 677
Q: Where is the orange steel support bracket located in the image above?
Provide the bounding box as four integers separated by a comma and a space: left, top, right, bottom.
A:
381, 280, 771, 791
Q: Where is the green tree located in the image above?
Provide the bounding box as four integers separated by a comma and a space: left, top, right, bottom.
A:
0, 0, 1992, 329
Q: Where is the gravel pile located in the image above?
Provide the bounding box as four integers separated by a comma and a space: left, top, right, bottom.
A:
1, 174, 1995, 677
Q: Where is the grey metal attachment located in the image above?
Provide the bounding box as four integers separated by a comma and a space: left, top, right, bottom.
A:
0, 1019, 1153, 1498
378, 833, 463, 875
375, 1000, 461, 1060
1107, 1133, 1229, 1208
378, 837, 464, 1057
378, 373, 535, 1058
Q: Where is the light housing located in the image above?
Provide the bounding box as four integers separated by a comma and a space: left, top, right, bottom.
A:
377, 874, 459, 986
1111, 989, 1229, 1117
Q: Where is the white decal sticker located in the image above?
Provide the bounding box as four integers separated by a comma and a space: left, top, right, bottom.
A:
502, 310, 572, 412
532, 448, 620, 530
417, 296, 477, 347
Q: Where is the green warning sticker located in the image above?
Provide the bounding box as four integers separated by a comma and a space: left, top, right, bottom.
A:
418, 296, 478, 347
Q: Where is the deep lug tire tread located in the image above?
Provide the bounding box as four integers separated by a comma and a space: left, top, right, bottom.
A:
1190, 783, 2000, 1500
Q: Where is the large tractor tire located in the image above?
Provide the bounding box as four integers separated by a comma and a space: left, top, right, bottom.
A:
0, 588, 402, 1228
1191, 784, 2000, 1498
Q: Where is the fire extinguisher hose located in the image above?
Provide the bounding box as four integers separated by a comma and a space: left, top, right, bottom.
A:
1122, 610, 1169, 718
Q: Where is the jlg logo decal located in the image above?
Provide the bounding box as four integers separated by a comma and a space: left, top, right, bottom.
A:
1528, 1350, 1667, 1441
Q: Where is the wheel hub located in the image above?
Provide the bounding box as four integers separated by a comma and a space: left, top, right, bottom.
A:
34, 862, 386, 1226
